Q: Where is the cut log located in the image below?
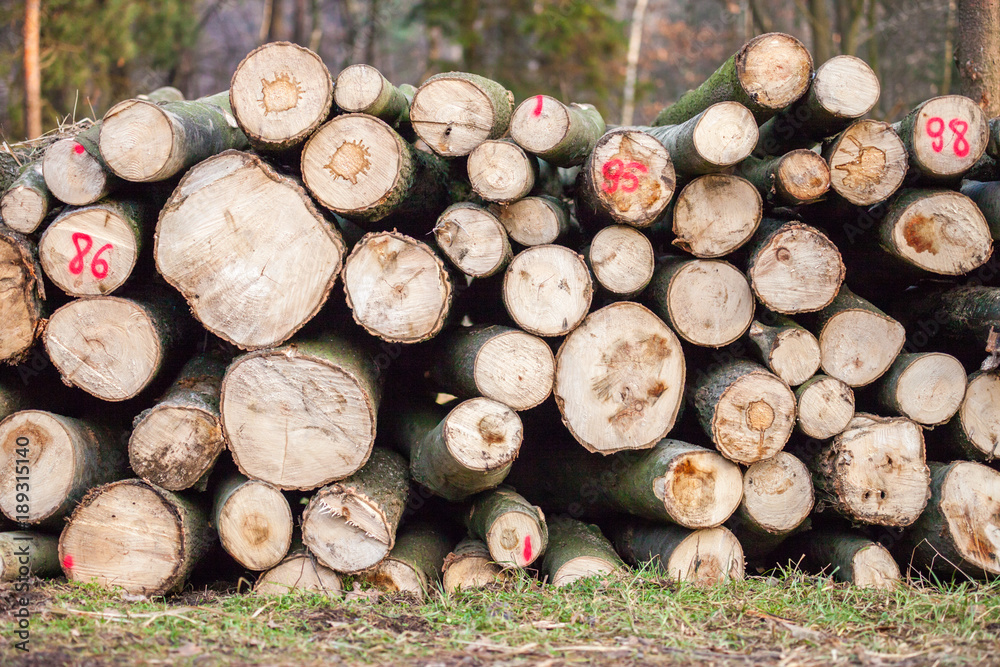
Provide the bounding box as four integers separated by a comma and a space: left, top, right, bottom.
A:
342, 231, 453, 343
823, 119, 908, 206
795, 531, 900, 589
59, 479, 213, 595
39, 197, 156, 296
99, 92, 248, 182
576, 129, 676, 229
442, 537, 505, 593
433, 203, 512, 278
221, 335, 381, 491
0, 380, 25, 421
0, 531, 60, 581
1, 162, 53, 234
668, 173, 762, 258
334, 64, 410, 125
390, 397, 522, 502
653, 33, 812, 125
256, 550, 342, 595
795, 374, 855, 439
301, 448, 408, 574
804, 413, 930, 527
366, 522, 451, 600
692, 359, 796, 464
745, 218, 845, 315
612, 520, 744, 584
41, 123, 121, 205
129, 353, 227, 492
43, 289, 193, 401
645, 257, 754, 348
229, 41, 334, 150
731, 451, 813, 537
429, 325, 554, 411
892, 95, 989, 182
875, 352, 967, 426
735, 150, 831, 206
495, 195, 572, 247
409, 72, 514, 157
898, 461, 1000, 578
467, 139, 537, 203
540, 517, 623, 587
876, 189, 992, 276
213, 472, 292, 571
555, 302, 686, 453
301, 113, 448, 224
466, 486, 547, 568
756, 55, 880, 156
585, 225, 654, 297
0, 411, 125, 525
961, 180, 1000, 238
641, 102, 757, 175
893, 285, 1000, 348
941, 370, 1000, 461
804, 286, 906, 387
0, 227, 45, 364
502, 245, 592, 337
155, 150, 346, 350
747, 317, 821, 386
509, 96, 605, 167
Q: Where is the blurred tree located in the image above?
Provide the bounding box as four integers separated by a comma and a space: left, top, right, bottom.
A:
23, 0, 40, 138
956, 0, 1000, 116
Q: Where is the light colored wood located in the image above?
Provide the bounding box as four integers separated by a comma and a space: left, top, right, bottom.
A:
59, 479, 212, 595
466, 486, 547, 568
213, 473, 292, 571
433, 203, 512, 278
129, 353, 226, 492
0, 227, 45, 364
586, 225, 654, 296
877, 189, 993, 276
737, 451, 813, 534
541, 517, 623, 587
334, 64, 409, 124
0, 531, 60, 581
578, 129, 675, 228
614, 521, 744, 585
645, 257, 754, 348
747, 318, 821, 386
824, 120, 908, 206
642, 102, 757, 175
737, 150, 831, 205
502, 245, 592, 337
795, 374, 855, 439
746, 219, 845, 315
799, 531, 900, 589
301, 448, 409, 574
41, 126, 117, 206
155, 150, 345, 350
221, 335, 380, 491
366, 522, 451, 600
342, 231, 453, 343
555, 302, 685, 453
669, 174, 762, 258
467, 139, 536, 203
495, 195, 571, 247
944, 370, 1000, 461
892, 95, 989, 181
256, 550, 342, 595
229, 41, 333, 150
510, 96, 606, 167
692, 359, 796, 464
876, 352, 966, 426
808, 414, 930, 527
410, 72, 514, 157
442, 537, 504, 593
1, 162, 52, 233
0, 411, 123, 525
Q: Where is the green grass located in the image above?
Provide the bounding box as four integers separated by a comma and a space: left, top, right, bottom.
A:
3, 566, 999, 666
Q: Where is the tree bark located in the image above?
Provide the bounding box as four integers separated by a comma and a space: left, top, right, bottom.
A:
956, 0, 1000, 118
612, 519, 743, 585
410, 72, 514, 157
366, 522, 451, 600
639, 102, 757, 176
540, 517, 623, 587
510, 97, 605, 168
0, 531, 59, 581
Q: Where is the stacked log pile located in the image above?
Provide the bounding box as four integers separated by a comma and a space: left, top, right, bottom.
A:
2, 34, 1000, 598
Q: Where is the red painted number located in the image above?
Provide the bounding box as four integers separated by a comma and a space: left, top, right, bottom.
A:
925, 117, 970, 157
601, 159, 648, 194
68, 232, 113, 280
533, 95, 544, 117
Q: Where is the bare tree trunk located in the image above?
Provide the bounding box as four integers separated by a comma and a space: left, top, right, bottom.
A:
268, 0, 286, 42
293, 0, 309, 45
23, 0, 41, 139
942, 0, 958, 94
621, 0, 649, 126
957, 0, 1000, 117
365, 0, 379, 65
808, 0, 834, 64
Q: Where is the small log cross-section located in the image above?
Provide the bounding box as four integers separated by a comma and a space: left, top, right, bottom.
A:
59, 479, 213, 596
213, 473, 292, 571
334, 64, 410, 125
736, 150, 831, 206
466, 486, 547, 568
585, 225, 655, 297
229, 41, 334, 151
645, 257, 755, 348
641, 102, 758, 176
221, 335, 380, 491
1, 162, 53, 234
41, 123, 120, 206
876, 352, 967, 426
0, 228, 45, 364
795, 374, 855, 439
731, 451, 813, 537
442, 537, 505, 593
496, 196, 572, 247
942, 370, 1000, 462
301, 448, 409, 574
797, 531, 900, 589
256, 550, 342, 595
747, 317, 821, 386
502, 245, 592, 337
342, 231, 453, 344
433, 203, 512, 278
692, 359, 796, 464
129, 353, 227, 491
541, 517, 623, 587
467, 139, 537, 203
0, 532, 60, 581
410, 72, 514, 157
366, 522, 451, 600
613, 520, 744, 585
156, 150, 345, 350
823, 120, 908, 206
555, 302, 686, 453
892, 95, 989, 181
669, 174, 762, 258
510, 96, 606, 167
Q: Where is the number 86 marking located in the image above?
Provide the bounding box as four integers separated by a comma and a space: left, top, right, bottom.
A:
69, 232, 113, 280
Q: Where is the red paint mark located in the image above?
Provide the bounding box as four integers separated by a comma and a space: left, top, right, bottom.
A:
601, 159, 649, 193
532, 95, 544, 117
73, 143, 85, 155
68, 232, 113, 279
926, 117, 971, 157
62, 555, 74, 570
523, 535, 532, 563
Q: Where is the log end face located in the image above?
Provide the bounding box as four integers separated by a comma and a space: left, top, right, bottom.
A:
551, 555, 620, 587
666, 260, 754, 347
796, 375, 855, 439
769, 328, 821, 387
589, 225, 655, 296
467, 140, 535, 203
693, 102, 758, 167
498, 196, 566, 247
739, 33, 813, 112
334, 64, 387, 112
813, 55, 880, 119
776, 150, 831, 203
219, 481, 293, 571
660, 449, 743, 529
434, 204, 510, 278
42, 138, 109, 206
474, 330, 555, 411
828, 120, 908, 206
410, 78, 496, 157
0, 411, 76, 523
749, 223, 844, 314
256, 552, 342, 595
667, 527, 745, 585
0, 235, 41, 362
959, 372, 1000, 459
895, 353, 967, 426
1, 187, 47, 233
910, 96, 988, 177
510, 95, 571, 155
741, 451, 813, 534
588, 130, 675, 227
443, 397, 523, 472
941, 461, 1000, 576
486, 510, 544, 568
503, 245, 592, 337
851, 544, 901, 589
820, 310, 905, 387
302, 490, 392, 573
129, 407, 224, 491
671, 174, 762, 258
100, 100, 174, 182
40, 206, 139, 296
890, 191, 993, 276
713, 371, 796, 464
